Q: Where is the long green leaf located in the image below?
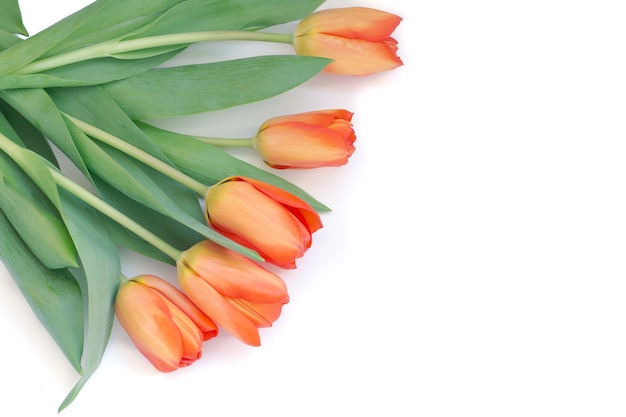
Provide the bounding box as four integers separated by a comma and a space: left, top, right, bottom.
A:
0, 89, 89, 175
0, 0, 27, 35
43, 0, 188, 57
0, 98, 58, 165
122, 0, 325, 39
0, 29, 21, 50
49, 86, 172, 163
0, 210, 83, 373
5, 145, 62, 208
104, 55, 330, 119
0, 179, 78, 269
138, 121, 330, 212
0, 119, 75, 268
57, 190, 120, 412
0, 0, 111, 76
0, 52, 178, 90
94, 176, 204, 264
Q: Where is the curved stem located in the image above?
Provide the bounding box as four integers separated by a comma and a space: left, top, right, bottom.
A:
49, 169, 183, 261
191, 136, 254, 148
0, 131, 183, 260
15, 31, 295, 75
64, 113, 210, 196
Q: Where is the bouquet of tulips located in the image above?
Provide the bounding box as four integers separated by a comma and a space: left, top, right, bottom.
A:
0, 0, 402, 411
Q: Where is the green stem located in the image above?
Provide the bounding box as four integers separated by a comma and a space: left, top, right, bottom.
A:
191, 136, 254, 148
15, 31, 295, 75
49, 169, 183, 261
64, 113, 210, 196
0, 132, 182, 261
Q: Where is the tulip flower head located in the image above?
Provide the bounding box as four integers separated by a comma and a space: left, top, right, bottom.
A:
293, 7, 403, 76
115, 275, 218, 372
177, 240, 290, 346
254, 109, 356, 169
204, 176, 322, 269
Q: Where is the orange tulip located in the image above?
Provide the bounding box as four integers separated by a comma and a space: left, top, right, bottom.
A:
114, 274, 218, 372
293, 7, 403, 76
254, 109, 356, 169
204, 176, 322, 269
177, 240, 290, 346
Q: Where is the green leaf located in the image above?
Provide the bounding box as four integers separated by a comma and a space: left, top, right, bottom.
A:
104, 55, 330, 119
4, 145, 62, 207
0, 210, 84, 373
57, 190, 120, 412
0, 89, 89, 175
121, 0, 325, 39
0, 137, 75, 269
0, 52, 178, 90
0, 29, 21, 51
138, 121, 330, 212
0, 98, 59, 165
42, 0, 189, 57
0, 179, 78, 269
49, 86, 172, 163
0, 0, 28, 35
0, 0, 110, 76
94, 176, 204, 264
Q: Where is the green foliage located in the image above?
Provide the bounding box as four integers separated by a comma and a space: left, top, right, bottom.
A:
56, 191, 120, 412
105, 56, 330, 119
0, 0, 28, 36
0, 211, 84, 372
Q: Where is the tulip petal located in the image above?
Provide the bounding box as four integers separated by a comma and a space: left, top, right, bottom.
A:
258, 123, 353, 168
260, 109, 352, 128
161, 297, 204, 363
234, 176, 323, 234
229, 298, 288, 328
179, 266, 262, 346
136, 274, 218, 340
295, 7, 402, 42
115, 282, 183, 372
206, 180, 313, 268
180, 241, 289, 302
299, 33, 402, 76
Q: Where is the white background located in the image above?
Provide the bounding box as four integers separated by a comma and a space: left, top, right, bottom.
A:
2, 0, 626, 416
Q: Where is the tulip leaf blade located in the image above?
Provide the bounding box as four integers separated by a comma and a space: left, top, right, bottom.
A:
0, 88, 90, 175
104, 55, 331, 119
0, 179, 78, 269
0, 98, 59, 166
0, 129, 76, 269
119, 0, 325, 39
93, 176, 204, 264
0, 28, 21, 51
0, 53, 179, 90
0, 0, 111, 77
0, 210, 84, 373
57, 190, 120, 412
0, 0, 28, 36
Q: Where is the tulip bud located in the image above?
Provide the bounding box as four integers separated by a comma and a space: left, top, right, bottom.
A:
115, 275, 218, 372
293, 7, 403, 76
254, 109, 356, 169
204, 176, 322, 269
177, 240, 290, 347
